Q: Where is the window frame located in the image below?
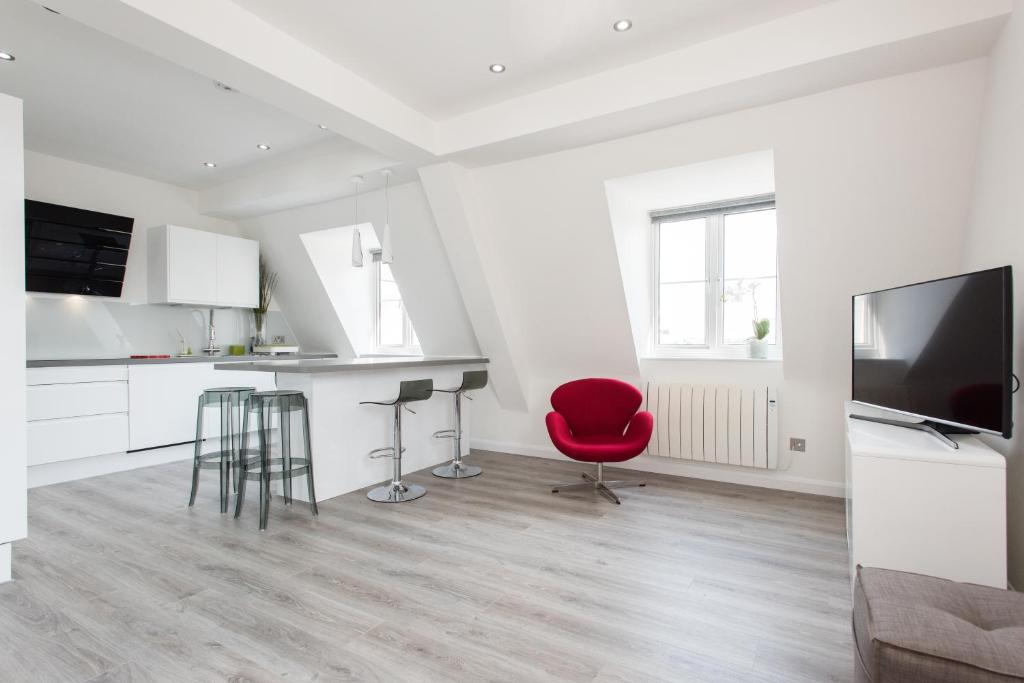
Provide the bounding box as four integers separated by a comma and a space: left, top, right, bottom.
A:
372, 250, 420, 353
650, 193, 781, 360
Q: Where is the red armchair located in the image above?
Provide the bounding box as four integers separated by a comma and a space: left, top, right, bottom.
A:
545, 378, 653, 504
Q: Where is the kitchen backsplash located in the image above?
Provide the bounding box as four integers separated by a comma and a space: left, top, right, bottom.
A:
26, 296, 295, 360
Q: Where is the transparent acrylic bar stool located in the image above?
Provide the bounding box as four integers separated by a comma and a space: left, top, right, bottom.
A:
361, 379, 433, 503
189, 386, 256, 513
234, 390, 318, 530
432, 370, 488, 479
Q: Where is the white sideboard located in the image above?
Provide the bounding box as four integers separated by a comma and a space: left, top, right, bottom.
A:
147, 225, 259, 308
845, 405, 1007, 588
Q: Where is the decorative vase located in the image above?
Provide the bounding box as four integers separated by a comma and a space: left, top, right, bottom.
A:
747, 338, 767, 359
253, 315, 268, 348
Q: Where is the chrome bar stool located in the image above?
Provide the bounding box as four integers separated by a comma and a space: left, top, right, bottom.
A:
432, 370, 488, 479
234, 390, 318, 530
360, 379, 433, 503
189, 386, 256, 513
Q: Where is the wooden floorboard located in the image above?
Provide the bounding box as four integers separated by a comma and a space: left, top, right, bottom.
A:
0, 450, 853, 682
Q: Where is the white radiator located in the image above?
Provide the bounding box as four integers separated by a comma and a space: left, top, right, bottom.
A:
643, 382, 779, 469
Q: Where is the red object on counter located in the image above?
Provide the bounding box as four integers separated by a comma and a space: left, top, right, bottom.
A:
129, 354, 172, 359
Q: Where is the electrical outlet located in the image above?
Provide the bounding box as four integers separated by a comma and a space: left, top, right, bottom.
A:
789, 437, 806, 452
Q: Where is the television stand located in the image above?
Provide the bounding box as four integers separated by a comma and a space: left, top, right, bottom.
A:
848, 414, 977, 449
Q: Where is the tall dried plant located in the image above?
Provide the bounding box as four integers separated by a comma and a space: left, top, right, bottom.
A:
253, 253, 279, 335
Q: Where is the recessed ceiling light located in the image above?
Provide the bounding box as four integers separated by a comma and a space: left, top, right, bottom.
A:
203, 162, 217, 168
489, 63, 506, 74
213, 81, 237, 93
0, 52, 15, 62
256, 144, 270, 151
613, 19, 632, 32
318, 124, 329, 130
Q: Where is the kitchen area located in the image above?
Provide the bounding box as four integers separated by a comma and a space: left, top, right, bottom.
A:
24, 212, 337, 487
3, 0, 485, 577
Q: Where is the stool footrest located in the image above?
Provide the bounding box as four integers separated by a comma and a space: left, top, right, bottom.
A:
432, 429, 457, 439
368, 446, 407, 459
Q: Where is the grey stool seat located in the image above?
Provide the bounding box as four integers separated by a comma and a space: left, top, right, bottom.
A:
189, 386, 256, 513
432, 370, 488, 479
360, 379, 433, 503
234, 389, 318, 529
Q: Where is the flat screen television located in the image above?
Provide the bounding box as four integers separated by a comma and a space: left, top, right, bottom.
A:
852, 266, 1013, 440
25, 199, 134, 297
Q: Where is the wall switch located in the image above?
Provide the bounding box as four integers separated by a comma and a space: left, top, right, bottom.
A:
789, 438, 806, 452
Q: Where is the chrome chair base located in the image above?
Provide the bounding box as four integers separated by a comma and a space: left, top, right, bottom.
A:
432, 462, 482, 479
367, 482, 427, 503
551, 464, 646, 505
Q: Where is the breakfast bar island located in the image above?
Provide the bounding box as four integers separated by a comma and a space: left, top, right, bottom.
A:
215, 356, 489, 502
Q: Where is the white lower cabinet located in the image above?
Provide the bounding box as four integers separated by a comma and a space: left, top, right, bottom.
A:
28, 413, 130, 466
27, 382, 128, 421
26, 362, 276, 470
25, 365, 130, 467
128, 363, 276, 451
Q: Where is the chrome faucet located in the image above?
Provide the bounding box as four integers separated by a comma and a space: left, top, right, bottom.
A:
202, 307, 221, 356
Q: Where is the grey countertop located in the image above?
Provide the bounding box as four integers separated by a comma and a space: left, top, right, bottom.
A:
214, 356, 489, 374
27, 353, 336, 368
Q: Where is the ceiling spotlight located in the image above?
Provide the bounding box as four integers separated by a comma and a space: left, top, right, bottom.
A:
0, 52, 15, 62
203, 162, 217, 168
256, 144, 270, 151
489, 63, 506, 74
613, 19, 632, 32
213, 81, 237, 93
318, 124, 329, 130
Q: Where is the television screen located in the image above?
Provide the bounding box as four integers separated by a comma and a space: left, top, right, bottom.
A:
852, 266, 1013, 438
25, 200, 134, 297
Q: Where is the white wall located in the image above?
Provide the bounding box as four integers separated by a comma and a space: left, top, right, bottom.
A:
24, 151, 293, 357
468, 60, 988, 496
299, 223, 380, 355
240, 181, 479, 358
0, 93, 26, 581
961, 0, 1024, 587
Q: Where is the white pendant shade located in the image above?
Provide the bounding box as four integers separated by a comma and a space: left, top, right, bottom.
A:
351, 227, 364, 267
380, 222, 394, 264
350, 173, 365, 268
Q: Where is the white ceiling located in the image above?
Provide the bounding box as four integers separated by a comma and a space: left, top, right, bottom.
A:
0, 0, 356, 189
229, 0, 835, 118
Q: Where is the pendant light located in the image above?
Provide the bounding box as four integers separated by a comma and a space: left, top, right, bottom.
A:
350, 175, 365, 268
380, 169, 394, 265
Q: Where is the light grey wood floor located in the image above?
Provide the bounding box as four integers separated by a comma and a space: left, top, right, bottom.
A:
0, 451, 852, 682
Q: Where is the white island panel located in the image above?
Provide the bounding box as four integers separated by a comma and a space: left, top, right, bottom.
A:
274, 362, 482, 502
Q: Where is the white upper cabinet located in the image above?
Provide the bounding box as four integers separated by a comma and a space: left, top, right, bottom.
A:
148, 225, 258, 307
215, 233, 259, 308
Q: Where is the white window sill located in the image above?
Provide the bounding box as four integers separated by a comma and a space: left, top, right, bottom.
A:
641, 353, 783, 363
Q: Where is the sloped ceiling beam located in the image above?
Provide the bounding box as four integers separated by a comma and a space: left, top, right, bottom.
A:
418, 162, 529, 411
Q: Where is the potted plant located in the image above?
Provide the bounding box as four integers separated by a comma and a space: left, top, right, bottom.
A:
748, 318, 770, 359
747, 281, 769, 358
252, 254, 278, 348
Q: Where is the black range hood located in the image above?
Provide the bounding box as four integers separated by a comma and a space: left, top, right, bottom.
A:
25, 200, 135, 297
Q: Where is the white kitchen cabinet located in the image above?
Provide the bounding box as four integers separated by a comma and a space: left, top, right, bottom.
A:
148, 225, 258, 307
216, 234, 259, 308
24, 365, 130, 467
27, 365, 127, 385
27, 381, 128, 421
28, 413, 130, 466
128, 362, 275, 451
